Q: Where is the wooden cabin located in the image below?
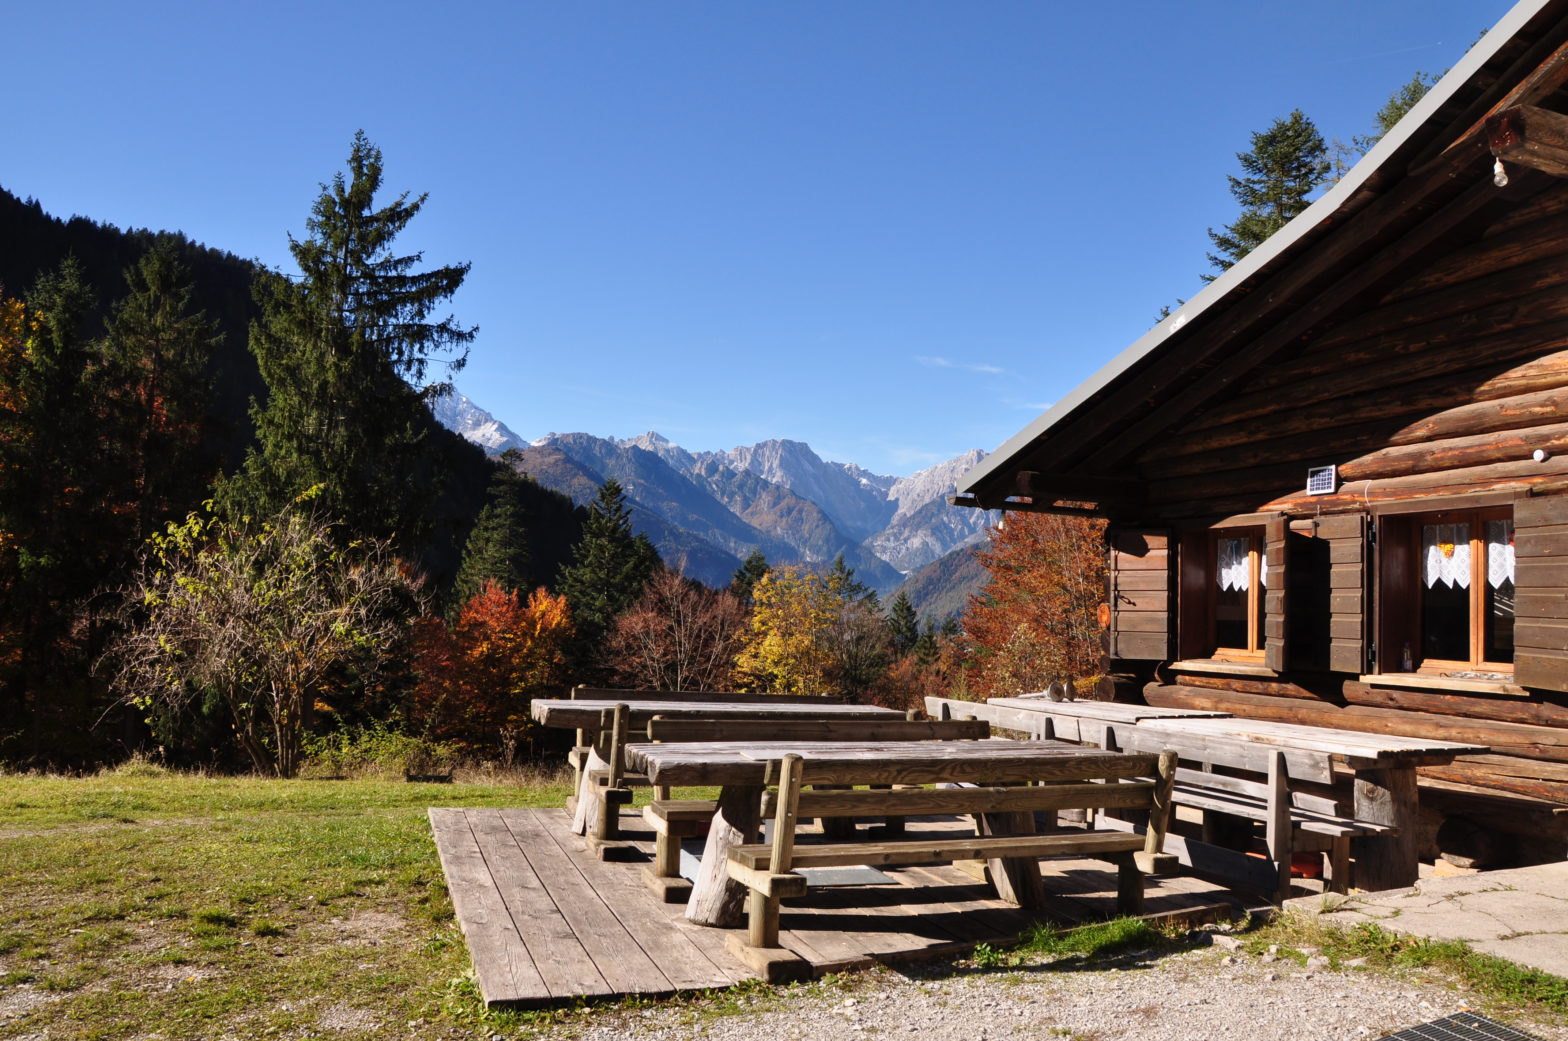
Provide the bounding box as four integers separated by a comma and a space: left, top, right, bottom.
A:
955, 0, 1568, 865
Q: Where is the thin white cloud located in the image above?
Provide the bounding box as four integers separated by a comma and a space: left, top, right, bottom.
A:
916, 355, 1005, 376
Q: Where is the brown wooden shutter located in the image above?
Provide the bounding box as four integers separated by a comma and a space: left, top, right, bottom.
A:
1176, 530, 1208, 661
1322, 512, 1367, 674
1264, 514, 1288, 671
1108, 528, 1171, 661
1515, 494, 1568, 693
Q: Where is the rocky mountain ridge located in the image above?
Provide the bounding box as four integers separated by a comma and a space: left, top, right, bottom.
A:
431, 391, 997, 599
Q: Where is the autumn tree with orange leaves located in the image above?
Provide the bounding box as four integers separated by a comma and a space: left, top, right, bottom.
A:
409, 581, 574, 752
963, 512, 1106, 699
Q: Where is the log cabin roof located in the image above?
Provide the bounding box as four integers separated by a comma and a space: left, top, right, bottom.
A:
958, 0, 1568, 519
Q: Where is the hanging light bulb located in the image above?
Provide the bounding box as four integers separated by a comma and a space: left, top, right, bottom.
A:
1494, 157, 1510, 187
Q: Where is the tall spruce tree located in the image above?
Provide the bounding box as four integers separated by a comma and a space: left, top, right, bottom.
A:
102, 239, 221, 544
558, 478, 660, 646
731, 549, 770, 607
887, 590, 920, 657
450, 453, 533, 609
1206, 109, 1329, 279
218, 131, 475, 550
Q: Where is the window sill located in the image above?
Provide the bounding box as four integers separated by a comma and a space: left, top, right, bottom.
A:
1361, 672, 1528, 697
1171, 659, 1278, 678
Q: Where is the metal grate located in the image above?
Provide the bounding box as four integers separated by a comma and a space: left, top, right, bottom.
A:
1378, 1010, 1546, 1041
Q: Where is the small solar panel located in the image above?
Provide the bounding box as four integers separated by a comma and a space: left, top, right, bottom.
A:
1378, 1010, 1546, 1041
1306, 464, 1337, 495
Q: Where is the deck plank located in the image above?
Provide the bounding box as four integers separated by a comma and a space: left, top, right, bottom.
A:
498, 808, 677, 997
428, 809, 546, 1005
505, 809, 743, 991
467, 808, 612, 1000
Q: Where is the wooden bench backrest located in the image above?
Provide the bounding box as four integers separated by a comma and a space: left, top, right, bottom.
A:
573, 685, 845, 705
645, 717, 983, 743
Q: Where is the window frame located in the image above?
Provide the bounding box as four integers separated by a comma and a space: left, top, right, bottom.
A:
1378, 505, 1514, 677
1207, 526, 1267, 662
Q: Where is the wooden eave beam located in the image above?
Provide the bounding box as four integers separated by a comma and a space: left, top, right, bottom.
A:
1077, 163, 1546, 474
1490, 104, 1568, 179
947, 494, 1108, 519
1426, 16, 1568, 172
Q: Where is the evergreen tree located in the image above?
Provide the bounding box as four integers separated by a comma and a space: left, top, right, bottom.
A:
218, 131, 475, 550
1356, 72, 1438, 154
887, 590, 920, 657
450, 453, 533, 609
731, 549, 770, 607
826, 553, 877, 609
558, 478, 660, 646
1205, 110, 1329, 279
102, 239, 221, 543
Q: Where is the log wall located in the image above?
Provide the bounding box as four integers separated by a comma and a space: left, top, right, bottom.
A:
1126, 185, 1568, 828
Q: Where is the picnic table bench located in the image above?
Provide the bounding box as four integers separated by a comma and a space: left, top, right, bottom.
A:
637, 716, 991, 900
624, 738, 1179, 981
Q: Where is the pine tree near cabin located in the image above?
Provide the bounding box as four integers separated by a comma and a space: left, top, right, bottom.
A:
218, 131, 475, 552
1205, 109, 1329, 279
887, 590, 920, 657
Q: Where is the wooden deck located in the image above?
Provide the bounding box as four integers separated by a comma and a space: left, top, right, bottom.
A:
430, 805, 1254, 1007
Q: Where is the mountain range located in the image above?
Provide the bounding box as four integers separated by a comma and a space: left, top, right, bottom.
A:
429, 392, 998, 612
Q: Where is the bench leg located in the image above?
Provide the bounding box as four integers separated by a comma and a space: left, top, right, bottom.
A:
653, 828, 682, 878
747, 889, 781, 949
1328, 837, 1352, 894
1116, 858, 1145, 916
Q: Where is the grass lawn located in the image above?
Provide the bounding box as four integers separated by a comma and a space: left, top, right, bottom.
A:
0, 766, 572, 1039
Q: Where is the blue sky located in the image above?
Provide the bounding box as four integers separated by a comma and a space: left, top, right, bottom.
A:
6, 1, 1514, 476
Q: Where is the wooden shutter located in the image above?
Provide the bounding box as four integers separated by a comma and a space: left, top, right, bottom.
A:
1263, 514, 1288, 671
1108, 528, 1171, 661
1515, 494, 1568, 693
1322, 512, 1367, 674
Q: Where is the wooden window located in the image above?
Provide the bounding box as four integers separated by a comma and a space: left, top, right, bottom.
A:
1379, 507, 1514, 676
1210, 527, 1267, 661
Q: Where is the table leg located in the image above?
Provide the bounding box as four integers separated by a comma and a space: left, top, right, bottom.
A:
571, 741, 609, 837
686, 783, 761, 928
1350, 766, 1421, 891
980, 804, 1045, 909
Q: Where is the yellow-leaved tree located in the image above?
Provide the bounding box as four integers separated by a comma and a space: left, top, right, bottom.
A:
733, 564, 838, 694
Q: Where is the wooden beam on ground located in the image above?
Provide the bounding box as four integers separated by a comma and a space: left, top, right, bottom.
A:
1489, 104, 1568, 179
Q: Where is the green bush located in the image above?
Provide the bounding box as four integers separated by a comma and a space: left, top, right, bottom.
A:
300, 724, 460, 779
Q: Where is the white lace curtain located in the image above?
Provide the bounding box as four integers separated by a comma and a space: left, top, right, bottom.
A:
1422, 521, 1515, 589
1217, 537, 1256, 592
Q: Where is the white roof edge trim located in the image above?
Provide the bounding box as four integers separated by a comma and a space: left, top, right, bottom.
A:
957, 0, 1550, 499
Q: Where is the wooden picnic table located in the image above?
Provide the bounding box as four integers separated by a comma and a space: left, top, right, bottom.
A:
623, 738, 1152, 927
1129, 715, 1488, 892
530, 698, 905, 838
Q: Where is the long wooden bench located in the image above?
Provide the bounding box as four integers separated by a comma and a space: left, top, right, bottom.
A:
723, 749, 1177, 979
639, 717, 991, 900
1100, 728, 1396, 900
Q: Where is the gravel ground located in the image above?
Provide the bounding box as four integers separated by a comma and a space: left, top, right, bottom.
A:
535, 941, 1568, 1041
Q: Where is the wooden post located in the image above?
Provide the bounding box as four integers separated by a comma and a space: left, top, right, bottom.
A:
750, 754, 802, 949
1264, 750, 1293, 902
1351, 767, 1421, 891
686, 783, 763, 927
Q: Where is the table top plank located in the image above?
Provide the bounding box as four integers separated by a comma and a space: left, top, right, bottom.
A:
532, 699, 904, 729
1132, 716, 1488, 765
624, 739, 1158, 787
987, 698, 1230, 723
